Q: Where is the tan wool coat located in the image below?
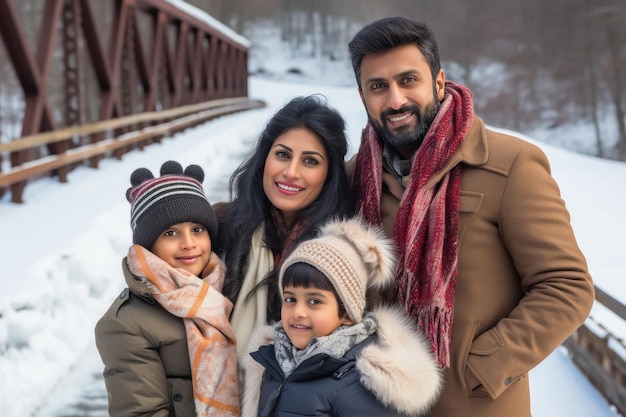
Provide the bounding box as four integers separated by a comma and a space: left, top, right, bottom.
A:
348, 115, 594, 417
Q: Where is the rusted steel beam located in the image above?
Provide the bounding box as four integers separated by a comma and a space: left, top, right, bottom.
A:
133, 0, 250, 103
171, 21, 189, 107
58, 0, 83, 183
133, 8, 150, 93
0, 0, 61, 139
206, 35, 219, 98
0, 0, 40, 93
121, 9, 137, 118
1, 0, 251, 202
63, 0, 83, 128
135, 0, 250, 49
102, 0, 129, 121
190, 30, 203, 103
142, 10, 166, 112
0, 0, 62, 201
80, 0, 113, 89
26, 0, 63, 138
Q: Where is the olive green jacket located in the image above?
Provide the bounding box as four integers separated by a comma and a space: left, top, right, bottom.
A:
95, 259, 195, 417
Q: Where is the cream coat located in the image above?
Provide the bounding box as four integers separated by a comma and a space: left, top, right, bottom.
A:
348, 116, 594, 417
240, 306, 442, 417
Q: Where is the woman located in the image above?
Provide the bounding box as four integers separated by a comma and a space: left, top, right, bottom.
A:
214, 95, 352, 353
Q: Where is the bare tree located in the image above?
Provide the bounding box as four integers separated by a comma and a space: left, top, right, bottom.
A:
1, 0, 624, 160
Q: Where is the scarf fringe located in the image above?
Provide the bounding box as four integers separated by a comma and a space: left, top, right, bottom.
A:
417, 306, 453, 368
352, 81, 473, 369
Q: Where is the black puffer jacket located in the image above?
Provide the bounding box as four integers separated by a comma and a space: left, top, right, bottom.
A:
240, 307, 442, 417
253, 337, 389, 417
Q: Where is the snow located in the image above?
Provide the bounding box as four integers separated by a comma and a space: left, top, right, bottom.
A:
1, 17, 625, 417
163, 0, 251, 48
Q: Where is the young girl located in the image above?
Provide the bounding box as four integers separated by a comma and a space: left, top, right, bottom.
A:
95, 161, 239, 417
240, 218, 442, 417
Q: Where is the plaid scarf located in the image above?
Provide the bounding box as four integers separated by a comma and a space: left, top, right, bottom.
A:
273, 312, 378, 377
127, 245, 240, 416
352, 81, 474, 368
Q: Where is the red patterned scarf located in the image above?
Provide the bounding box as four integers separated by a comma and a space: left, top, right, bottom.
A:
352, 81, 474, 367
269, 206, 310, 264
266, 207, 311, 320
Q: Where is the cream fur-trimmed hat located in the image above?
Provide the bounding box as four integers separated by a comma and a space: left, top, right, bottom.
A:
279, 217, 396, 323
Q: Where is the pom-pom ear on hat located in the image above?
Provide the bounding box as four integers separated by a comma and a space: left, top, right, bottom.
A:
279, 217, 396, 323
318, 218, 396, 291
126, 160, 217, 249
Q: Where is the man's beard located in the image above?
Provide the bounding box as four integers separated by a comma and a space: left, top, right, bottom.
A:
369, 94, 441, 151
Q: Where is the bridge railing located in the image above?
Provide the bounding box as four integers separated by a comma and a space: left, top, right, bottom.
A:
0, 97, 265, 202
0, 0, 252, 203
564, 286, 626, 415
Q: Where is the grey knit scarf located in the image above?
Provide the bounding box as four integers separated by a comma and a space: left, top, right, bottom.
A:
273, 312, 378, 377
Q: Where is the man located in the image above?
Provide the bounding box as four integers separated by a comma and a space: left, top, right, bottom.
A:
347, 16, 594, 417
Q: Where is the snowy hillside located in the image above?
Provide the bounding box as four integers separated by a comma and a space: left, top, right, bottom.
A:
0, 75, 624, 417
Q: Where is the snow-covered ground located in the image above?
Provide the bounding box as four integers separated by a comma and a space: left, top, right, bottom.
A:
0, 2, 624, 413
1, 75, 624, 417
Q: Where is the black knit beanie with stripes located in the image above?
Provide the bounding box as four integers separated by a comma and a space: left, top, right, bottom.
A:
126, 160, 217, 249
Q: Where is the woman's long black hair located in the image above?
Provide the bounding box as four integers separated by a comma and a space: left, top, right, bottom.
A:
218, 95, 352, 320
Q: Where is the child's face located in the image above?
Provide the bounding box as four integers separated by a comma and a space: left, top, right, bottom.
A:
151, 222, 212, 276
281, 285, 353, 350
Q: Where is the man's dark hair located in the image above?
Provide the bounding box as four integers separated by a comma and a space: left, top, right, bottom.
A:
348, 17, 441, 88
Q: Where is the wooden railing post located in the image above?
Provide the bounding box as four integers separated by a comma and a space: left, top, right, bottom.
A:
0, 98, 265, 202
563, 287, 626, 415
1, 0, 251, 203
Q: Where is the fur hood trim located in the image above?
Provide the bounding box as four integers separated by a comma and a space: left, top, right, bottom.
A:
358, 306, 442, 415
239, 306, 441, 417
319, 217, 396, 290
239, 324, 275, 417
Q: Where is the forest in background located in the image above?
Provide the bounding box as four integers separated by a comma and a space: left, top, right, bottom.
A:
1, 0, 625, 160
188, 0, 626, 160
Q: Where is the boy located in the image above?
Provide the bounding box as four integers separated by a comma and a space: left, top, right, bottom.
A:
240, 218, 442, 417
95, 160, 239, 417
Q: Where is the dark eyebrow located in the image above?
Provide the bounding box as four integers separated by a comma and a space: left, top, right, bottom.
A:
303, 150, 326, 160
365, 69, 421, 86
273, 143, 293, 152
306, 290, 329, 298
273, 143, 326, 160
395, 69, 420, 80
364, 76, 386, 86
283, 289, 330, 299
